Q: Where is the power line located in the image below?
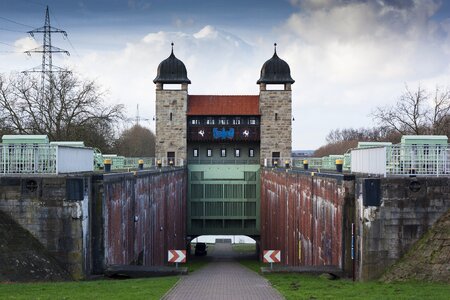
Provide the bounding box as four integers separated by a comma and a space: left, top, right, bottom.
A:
16, 0, 46, 7
0, 41, 19, 48
0, 27, 26, 33
23, 6, 70, 96
49, 10, 81, 58
0, 16, 34, 28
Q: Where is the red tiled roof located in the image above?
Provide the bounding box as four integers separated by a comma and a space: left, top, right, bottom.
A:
187, 95, 260, 116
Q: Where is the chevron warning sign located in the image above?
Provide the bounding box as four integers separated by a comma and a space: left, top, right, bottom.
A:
168, 250, 186, 263
263, 250, 281, 263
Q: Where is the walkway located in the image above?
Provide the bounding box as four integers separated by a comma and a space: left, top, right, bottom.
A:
163, 242, 283, 300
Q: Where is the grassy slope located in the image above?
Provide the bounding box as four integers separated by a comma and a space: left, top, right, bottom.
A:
0, 277, 178, 300
0, 254, 212, 300
239, 259, 450, 300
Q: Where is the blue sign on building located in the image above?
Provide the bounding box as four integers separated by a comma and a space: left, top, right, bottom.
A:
213, 128, 235, 140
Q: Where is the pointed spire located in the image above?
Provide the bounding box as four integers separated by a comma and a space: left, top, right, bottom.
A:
171, 42, 174, 55
274, 43, 277, 55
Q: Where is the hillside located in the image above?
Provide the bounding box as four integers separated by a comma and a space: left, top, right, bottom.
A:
381, 209, 450, 283
0, 210, 70, 282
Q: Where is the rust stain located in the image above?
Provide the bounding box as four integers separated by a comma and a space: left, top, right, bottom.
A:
261, 169, 348, 268
104, 170, 187, 267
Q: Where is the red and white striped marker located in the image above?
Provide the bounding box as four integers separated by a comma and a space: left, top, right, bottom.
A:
168, 250, 186, 263
263, 250, 281, 263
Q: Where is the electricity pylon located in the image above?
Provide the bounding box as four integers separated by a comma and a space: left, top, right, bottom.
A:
23, 6, 70, 94
126, 104, 150, 126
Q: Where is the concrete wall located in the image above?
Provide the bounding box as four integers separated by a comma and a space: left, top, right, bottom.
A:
261, 169, 450, 280
0, 176, 90, 279
99, 168, 187, 269
260, 169, 354, 272
355, 177, 450, 280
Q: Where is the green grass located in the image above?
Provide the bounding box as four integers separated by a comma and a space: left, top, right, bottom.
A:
239, 259, 450, 300
232, 243, 256, 253
0, 277, 178, 300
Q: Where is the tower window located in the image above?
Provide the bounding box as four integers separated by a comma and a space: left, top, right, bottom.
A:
275, 113, 278, 121
221, 149, 227, 157
170, 112, 173, 121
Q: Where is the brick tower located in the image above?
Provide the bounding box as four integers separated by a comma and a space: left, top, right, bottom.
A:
154, 44, 190, 165
257, 44, 295, 165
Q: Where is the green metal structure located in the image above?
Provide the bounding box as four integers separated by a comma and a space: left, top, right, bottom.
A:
187, 164, 260, 236
2, 135, 49, 144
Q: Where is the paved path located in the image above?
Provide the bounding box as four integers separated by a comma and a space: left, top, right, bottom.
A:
163, 243, 283, 300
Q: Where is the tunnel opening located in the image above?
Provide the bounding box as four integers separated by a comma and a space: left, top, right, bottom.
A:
187, 235, 259, 263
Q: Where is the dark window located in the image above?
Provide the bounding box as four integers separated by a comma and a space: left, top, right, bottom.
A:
249, 148, 255, 157
221, 149, 227, 157
170, 112, 173, 121
235, 149, 240, 157
193, 149, 199, 157
67, 179, 84, 201
167, 152, 175, 165
275, 113, 278, 121
272, 151, 280, 166
207, 149, 212, 157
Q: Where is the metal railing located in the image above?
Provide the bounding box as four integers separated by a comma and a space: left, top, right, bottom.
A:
187, 158, 260, 165
351, 145, 450, 177
263, 156, 350, 171
0, 144, 93, 174
107, 157, 185, 169
0, 144, 56, 174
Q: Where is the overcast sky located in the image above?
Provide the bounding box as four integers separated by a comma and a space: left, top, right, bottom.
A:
1, 0, 450, 150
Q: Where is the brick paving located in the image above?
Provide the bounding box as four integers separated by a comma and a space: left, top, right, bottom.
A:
163, 242, 284, 300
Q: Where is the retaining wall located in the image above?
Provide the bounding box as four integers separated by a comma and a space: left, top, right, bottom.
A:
260, 169, 354, 272
97, 168, 187, 270
355, 177, 450, 280
0, 176, 90, 279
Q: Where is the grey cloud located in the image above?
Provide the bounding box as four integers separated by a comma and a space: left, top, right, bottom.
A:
297, 0, 421, 10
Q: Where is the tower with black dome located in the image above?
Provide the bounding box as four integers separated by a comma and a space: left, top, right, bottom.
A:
257, 44, 294, 164
154, 43, 190, 164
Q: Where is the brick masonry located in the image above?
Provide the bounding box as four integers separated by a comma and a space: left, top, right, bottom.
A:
155, 89, 188, 163
259, 90, 292, 164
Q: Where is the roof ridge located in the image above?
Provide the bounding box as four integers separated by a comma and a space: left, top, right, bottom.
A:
189, 94, 259, 97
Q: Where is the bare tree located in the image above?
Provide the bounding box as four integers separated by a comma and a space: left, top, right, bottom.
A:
0, 71, 124, 152
114, 124, 155, 157
429, 86, 450, 135
317, 127, 402, 157
371, 85, 450, 136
